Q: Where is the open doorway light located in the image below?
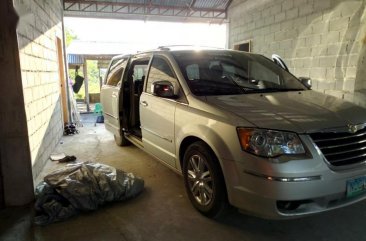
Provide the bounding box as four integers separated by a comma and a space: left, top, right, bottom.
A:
64, 17, 227, 52
64, 17, 227, 113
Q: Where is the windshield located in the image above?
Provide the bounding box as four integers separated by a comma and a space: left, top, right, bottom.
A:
173, 51, 306, 96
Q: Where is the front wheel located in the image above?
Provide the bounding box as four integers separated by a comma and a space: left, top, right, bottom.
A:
183, 141, 228, 218
114, 133, 130, 146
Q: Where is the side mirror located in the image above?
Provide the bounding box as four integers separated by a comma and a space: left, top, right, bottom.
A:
298, 77, 312, 89
151, 81, 179, 99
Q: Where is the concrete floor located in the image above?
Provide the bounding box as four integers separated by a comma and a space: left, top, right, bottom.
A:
1, 114, 366, 241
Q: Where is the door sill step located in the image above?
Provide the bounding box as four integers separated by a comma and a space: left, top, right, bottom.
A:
125, 133, 143, 149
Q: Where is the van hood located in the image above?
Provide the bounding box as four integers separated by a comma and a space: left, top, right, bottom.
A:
205, 91, 366, 133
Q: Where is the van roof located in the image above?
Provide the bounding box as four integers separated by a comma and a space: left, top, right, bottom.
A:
111, 47, 256, 60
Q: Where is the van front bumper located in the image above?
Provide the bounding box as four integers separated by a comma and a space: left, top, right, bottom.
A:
225, 159, 366, 219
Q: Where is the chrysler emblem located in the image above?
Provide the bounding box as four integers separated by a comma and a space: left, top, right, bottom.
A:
348, 124, 358, 134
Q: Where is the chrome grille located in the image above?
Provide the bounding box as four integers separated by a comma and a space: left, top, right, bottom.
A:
310, 128, 366, 166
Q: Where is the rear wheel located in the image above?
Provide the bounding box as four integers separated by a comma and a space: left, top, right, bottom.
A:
183, 141, 228, 218
114, 133, 130, 146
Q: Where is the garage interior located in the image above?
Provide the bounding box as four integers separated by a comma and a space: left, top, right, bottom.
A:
1, 0, 366, 240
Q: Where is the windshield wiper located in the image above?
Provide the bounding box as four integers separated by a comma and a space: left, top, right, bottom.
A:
244, 88, 280, 93
241, 86, 258, 91
241, 88, 305, 94
279, 88, 306, 91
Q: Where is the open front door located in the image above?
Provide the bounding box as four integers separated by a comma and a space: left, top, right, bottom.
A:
140, 56, 177, 167
100, 57, 129, 136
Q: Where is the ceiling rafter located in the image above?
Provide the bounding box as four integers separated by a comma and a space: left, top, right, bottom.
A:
113, 5, 126, 12
81, 3, 92, 11
63, 0, 232, 21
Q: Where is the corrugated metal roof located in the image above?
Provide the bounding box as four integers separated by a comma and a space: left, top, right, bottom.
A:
85, 0, 232, 9
151, 0, 191, 8
194, 0, 228, 10
67, 54, 84, 65
63, 0, 232, 23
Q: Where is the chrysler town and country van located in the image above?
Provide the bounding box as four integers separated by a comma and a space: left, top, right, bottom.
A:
101, 47, 366, 219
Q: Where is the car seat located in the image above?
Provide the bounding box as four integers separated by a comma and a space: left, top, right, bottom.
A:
209, 64, 224, 81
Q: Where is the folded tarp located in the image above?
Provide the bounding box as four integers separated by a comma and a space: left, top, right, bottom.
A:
35, 162, 144, 225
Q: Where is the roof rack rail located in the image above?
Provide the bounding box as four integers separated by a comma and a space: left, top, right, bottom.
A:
157, 45, 224, 51
136, 45, 225, 54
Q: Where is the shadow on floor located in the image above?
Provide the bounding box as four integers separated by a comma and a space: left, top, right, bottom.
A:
0, 205, 33, 241
1, 119, 366, 241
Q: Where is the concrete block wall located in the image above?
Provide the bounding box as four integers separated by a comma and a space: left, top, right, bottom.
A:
228, 0, 366, 105
14, 0, 64, 181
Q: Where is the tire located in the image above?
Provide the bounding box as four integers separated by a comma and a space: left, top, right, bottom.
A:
114, 133, 130, 146
183, 141, 228, 218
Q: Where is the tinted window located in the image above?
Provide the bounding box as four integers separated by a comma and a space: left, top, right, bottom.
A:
186, 64, 199, 80
250, 61, 280, 85
146, 57, 176, 94
130, 62, 149, 94
132, 64, 148, 81
173, 51, 306, 96
105, 58, 127, 86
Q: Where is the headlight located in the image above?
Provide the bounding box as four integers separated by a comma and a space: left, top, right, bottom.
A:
237, 128, 305, 157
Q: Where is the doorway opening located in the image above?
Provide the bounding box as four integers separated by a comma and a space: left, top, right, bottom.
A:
64, 18, 227, 120
68, 55, 112, 114
127, 58, 149, 138
234, 40, 251, 52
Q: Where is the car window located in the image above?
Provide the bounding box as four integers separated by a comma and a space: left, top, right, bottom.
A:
175, 56, 243, 96
249, 61, 280, 86
146, 57, 176, 94
173, 51, 306, 96
133, 65, 147, 81
105, 58, 127, 86
186, 64, 199, 80
126, 58, 149, 95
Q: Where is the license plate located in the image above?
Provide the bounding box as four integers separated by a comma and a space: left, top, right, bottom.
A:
346, 176, 366, 198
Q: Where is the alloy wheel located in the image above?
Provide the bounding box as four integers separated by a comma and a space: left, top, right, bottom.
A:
187, 154, 214, 206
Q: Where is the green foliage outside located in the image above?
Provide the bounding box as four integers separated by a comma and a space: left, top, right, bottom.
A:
73, 60, 101, 100
65, 28, 77, 47
65, 27, 101, 100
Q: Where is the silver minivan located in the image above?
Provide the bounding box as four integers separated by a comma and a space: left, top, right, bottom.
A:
101, 47, 366, 219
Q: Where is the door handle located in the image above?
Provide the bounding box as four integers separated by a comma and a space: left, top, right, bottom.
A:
112, 94, 117, 98
141, 101, 148, 107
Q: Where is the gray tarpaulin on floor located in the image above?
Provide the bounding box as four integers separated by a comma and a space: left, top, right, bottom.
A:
35, 162, 144, 225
